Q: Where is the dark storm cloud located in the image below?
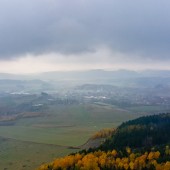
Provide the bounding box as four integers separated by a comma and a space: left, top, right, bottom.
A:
0, 0, 170, 60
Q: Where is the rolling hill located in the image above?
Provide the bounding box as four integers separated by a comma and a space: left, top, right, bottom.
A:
36, 113, 170, 170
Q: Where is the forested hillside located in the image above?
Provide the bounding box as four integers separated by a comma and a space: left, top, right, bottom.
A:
99, 113, 170, 151
36, 113, 170, 170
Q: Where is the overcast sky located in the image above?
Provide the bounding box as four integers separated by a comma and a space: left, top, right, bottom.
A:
0, 0, 170, 74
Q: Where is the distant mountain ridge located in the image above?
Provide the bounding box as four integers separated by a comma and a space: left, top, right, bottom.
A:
1, 69, 170, 81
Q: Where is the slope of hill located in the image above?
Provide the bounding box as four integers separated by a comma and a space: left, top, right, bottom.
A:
36, 113, 170, 170
99, 113, 170, 151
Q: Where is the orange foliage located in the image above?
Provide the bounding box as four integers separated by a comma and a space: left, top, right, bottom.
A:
91, 128, 115, 139
36, 149, 170, 170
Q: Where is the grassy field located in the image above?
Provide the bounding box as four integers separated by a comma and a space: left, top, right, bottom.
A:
0, 104, 139, 145
126, 105, 170, 114
0, 103, 153, 170
0, 137, 77, 170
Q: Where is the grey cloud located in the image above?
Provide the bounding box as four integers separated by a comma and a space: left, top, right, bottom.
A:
0, 0, 170, 61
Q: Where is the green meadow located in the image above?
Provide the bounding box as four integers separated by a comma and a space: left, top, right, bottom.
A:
0, 137, 77, 170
